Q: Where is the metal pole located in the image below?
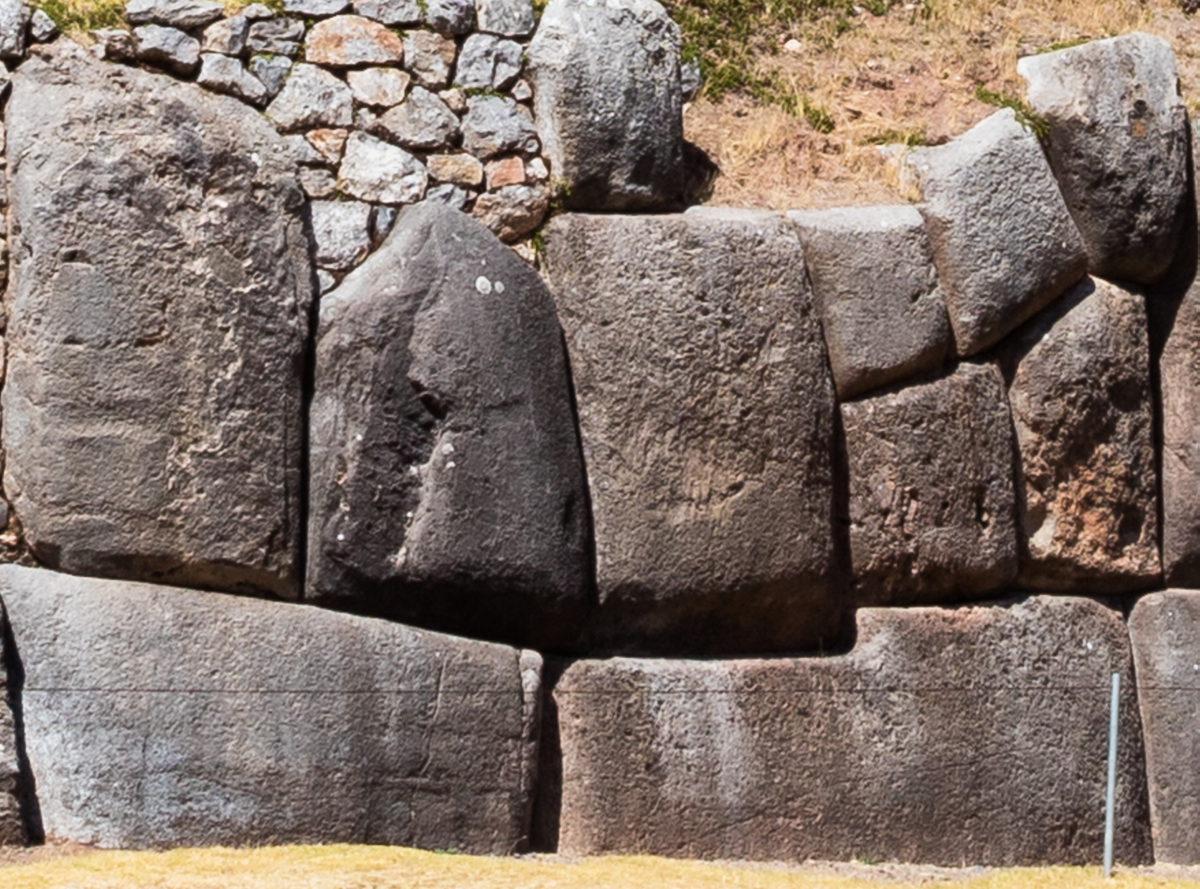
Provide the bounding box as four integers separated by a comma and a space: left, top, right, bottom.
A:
1104, 672, 1120, 878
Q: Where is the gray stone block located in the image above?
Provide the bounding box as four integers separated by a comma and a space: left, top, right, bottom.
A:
307, 202, 590, 651
543, 209, 840, 654
0, 606, 23, 846
1018, 33, 1188, 284
1003, 277, 1160, 591
536, 596, 1152, 866
789, 204, 951, 399
0, 564, 541, 851
842, 361, 1018, 605
908, 109, 1088, 355
1130, 590, 1200, 864
4, 42, 311, 598
528, 0, 683, 210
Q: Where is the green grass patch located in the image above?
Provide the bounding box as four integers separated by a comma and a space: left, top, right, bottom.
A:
31, 0, 125, 33
862, 127, 928, 146
974, 84, 1050, 139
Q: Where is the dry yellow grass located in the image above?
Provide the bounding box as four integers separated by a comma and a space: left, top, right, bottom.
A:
3, 846, 1200, 889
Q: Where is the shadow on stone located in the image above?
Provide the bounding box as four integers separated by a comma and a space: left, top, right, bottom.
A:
0, 602, 43, 845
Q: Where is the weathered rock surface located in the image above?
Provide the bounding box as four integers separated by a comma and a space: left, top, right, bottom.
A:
536, 596, 1151, 865
354, 0, 421, 24
4, 42, 312, 597
29, 8, 58, 42
457, 34, 522, 90
404, 29, 455, 88
197, 52, 268, 105
267, 62, 353, 130
347, 66, 410, 106
429, 152, 484, 187
306, 14, 404, 67
543, 210, 840, 655
1018, 33, 1188, 284
310, 199, 371, 270
126, 0, 222, 29
789, 205, 951, 399
528, 0, 683, 210
462, 95, 539, 158
0, 606, 24, 846
909, 109, 1089, 355
0, 564, 541, 851
424, 0, 473, 32
473, 183, 548, 242
477, 0, 533, 36
247, 17, 304, 55
1004, 277, 1159, 591
842, 362, 1018, 606
307, 202, 590, 651
134, 24, 201, 74
249, 53, 291, 97
201, 14, 248, 55
284, 0, 348, 14
1130, 591, 1200, 864
379, 86, 460, 151
338, 131, 428, 204
0, 0, 28, 60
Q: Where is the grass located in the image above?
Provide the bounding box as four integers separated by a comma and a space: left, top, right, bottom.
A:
30, 0, 124, 33
5, 846, 1200, 889
973, 84, 1050, 138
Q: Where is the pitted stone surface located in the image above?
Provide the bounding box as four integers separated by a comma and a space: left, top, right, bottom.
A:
379, 86, 460, 151
1004, 277, 1159, 591
310, 199, 372, 270
249, 54, 292, 97
473, 183, 547, 242
0, 0, 29, 59
201, 14, 248, 55
134, 24, 201, 74
197, 52, 268, 105
306, 15, 404, 66
462, 95, 538, 158
354, 0, 422, 24
348, 66, 410, 106
4, 42, 312, 597
266, 62, 353, 130
842, 361, 1018, 606
477, 0, 533, 36
404, 29, 455, 88
1130, 591, 1200, 864
536, 596, 1152, 865
789, 205, 951, 399
0, 604, 23, 846
307, 202, 590, 651
543, 209, 839, 655
247, 18, 305, 55
0, 564, 541, 851
337, 131, 428, 203
284, 0, 349, 13
909, 109, 1088, 356
457, 33, 522, 90
528, 0, 683, 210
425, 0, 474, 33
126, 0, 223, 29
1019, 33, 1188, 284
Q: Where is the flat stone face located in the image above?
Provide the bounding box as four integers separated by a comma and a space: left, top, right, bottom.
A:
842, 361, 1018, 606
337, 131, 427, 203
0, 564, 541, 851
789, 205, 951, 399
305, 15, 404, 66
266, 63, 353, 130
457, 34, 522, 90
379, 86, 460, 151
461, 95, 539, 158
543, 209, 840, 655
197, 52, 268, 106
528, 0, 683, 210
347, 66, 410, 106
307, 203, 590, 651
126, 0, 223, 29
477, 0, 533, 36
1019, 33, 1188, 284
310, 199, 371, 270
537, 596, 1152, 866
1130, 591, 1200, 864
404, 30, 455, 89
354, 0, 422, 24
247, 18, 304, 55
1004, 277, 1160, 591
0, 611, 23, 845
0, 0, 29, 59
4, 43, 312, 598
134, 24, 201, 74
909, 109, 1089, 356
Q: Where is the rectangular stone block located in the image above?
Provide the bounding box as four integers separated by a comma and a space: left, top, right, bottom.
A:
536, 596, 1151, 866
0, 565, 540, 851
543, 208, 840, 655
1129, 590, 1200, 864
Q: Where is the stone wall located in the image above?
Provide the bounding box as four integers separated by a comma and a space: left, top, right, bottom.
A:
0, 0, 1195, 867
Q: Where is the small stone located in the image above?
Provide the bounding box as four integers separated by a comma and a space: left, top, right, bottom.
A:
201, 15, 248, 55
424, 0, 473, 33
92, 28, 137, 61
347, 66, 410, 106
355, 105, 381, 133
476, 0, 532, 37
306, 128, 349, 164
0, 0, 26, 60
266, 63, 353, 131
240, 2, 275, 18
473, 184, 546, 241
425, 183, 471, 210
462, 95, 538, 159
247, 17, 304, 55
197, 52, 269, 105
428, 153, 484, 187
306, 14, 403, 66
510, 78, 531, 102
378, 86, 459, 151
284, 133, 325, 165
283, 0, 348, 14
370, 204, 397, 246
249, 53, 291, 97
680, 58, 701, 101
30, 8, 59, 42
352, 0, 421, 24
310, 200, 372, 270
525, 156, 547, 181
338, 131, 427, 204
126, 0, 223, 29
456, 33, 522, 90
134, 24, 201, 75
439, 86, 466, 113
485, 155, 525, 189
300, 166, 338, 199
404, 29, 455, 89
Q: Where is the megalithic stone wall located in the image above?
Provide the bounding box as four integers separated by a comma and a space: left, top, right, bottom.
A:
0, 0, 1194, 866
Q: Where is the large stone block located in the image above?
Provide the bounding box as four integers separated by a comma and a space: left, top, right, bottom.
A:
307, 202, 589, 651
1004, 277, 1159, 591
1018, 34, 1188, 284
0, 564, 541, 851
908, 109, 1089, 355
789, 205, 951, 399
543, 209, 840, 654
527, 0, 683, 210
1130, 591, 1200, 864
0, 607, 23, 845
4, 43, 312, 597
536, 596, 1151, 866
842, 362, 1018, 605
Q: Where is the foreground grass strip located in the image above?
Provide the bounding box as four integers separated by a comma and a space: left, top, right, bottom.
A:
5, 846, 1200, 889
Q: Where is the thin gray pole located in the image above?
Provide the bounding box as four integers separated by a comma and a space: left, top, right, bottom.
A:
1104, 672, 1120, 878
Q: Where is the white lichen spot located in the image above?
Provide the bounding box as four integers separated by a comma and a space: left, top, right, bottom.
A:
355, 433, 363, 442
1085, 640, 1093, 651
475, 275, 493, 294
494, 280, 505, 293
336, 533, 345, 542
441, 442, 456, 455
446, 461, 456, 469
